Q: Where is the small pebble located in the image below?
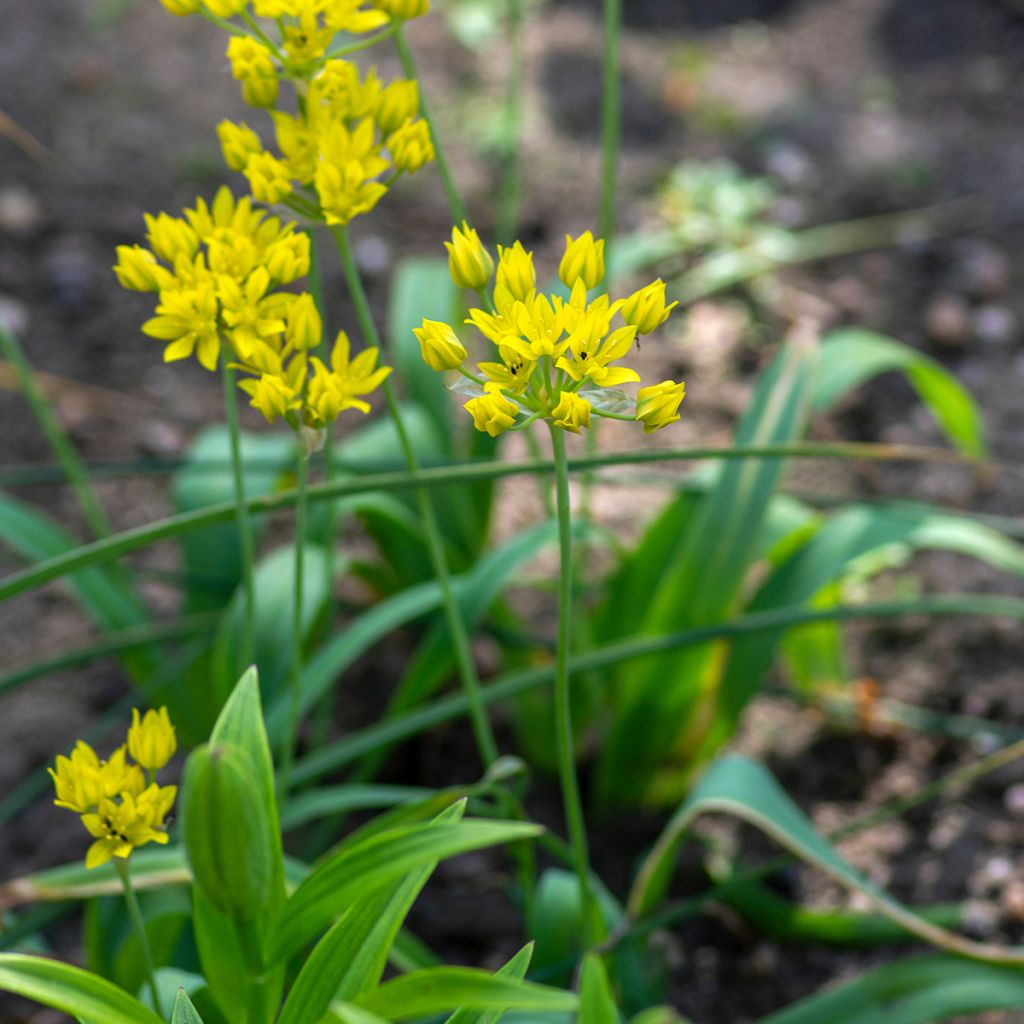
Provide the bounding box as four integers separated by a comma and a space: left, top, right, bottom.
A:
983, 855, 1013, 885
962, 898, 1000, 938
1002, 880, 1024, 922
1003, 783, 1024, 819
924, 293, 971, 347
0, 185, 44, 236
955, 240, 1011, 300
354, 234, 391, 275
974, 305, 1018, 347
0, 294, 29, 335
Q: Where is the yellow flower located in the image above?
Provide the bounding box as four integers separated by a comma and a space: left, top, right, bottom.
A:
375, 79, 419, 135
143, 281, 222, 371
226, 36, 279, 109
244, 151, 294, 204
287, 293, 323, 351
551, 391, 591, 433
373, 0, 429, 20
556, 323, 639, 388
81, 785, 177, 869
322, 0, 390, 32
218, 265, 288, 359
387, 118, 434, 174
478, 346, 534, 393
636, 379, 685, 433
465, 386, 519, 437
144, 212, 199, 264
239, 371, 301, 423
315, 160, 388, 225
127, 707, 177, 772
559, 231, 605, 291
413, 319, 467, 371
305, 331, 392, 425
445, 222, 493, 292
113, 245, 173, 292
282, 11, 334, 68
495, 241, 536, 302
204, 0, 249, 14
217, 119, 263, 172
161, 0, 202, 15
263, 230, 311, 284
621, 279, 677, 335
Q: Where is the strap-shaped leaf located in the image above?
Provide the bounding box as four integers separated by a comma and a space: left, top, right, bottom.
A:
443, 944, 534, 1024
172, 987, 206, 1024
629, 755, 1024, 965
0, 953, 163, 1024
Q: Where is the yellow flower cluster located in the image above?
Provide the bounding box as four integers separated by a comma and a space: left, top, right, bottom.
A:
165, 0, 434, 226
49, 709, 177, 869
416, 226, 686, 436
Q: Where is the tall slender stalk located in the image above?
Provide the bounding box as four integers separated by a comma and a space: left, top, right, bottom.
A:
496, 0, 526, 245
331, 225, 499, 769
221, 361, 256, 666
392, 24, 469, 225
279, 449, 308, 801
0, 325, 112, 539
549, 425, 597, 942
114, 859, 161, 1016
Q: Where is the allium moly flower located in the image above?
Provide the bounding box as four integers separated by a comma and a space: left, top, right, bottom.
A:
418, 228, 685, 437
50, 710, 177, 869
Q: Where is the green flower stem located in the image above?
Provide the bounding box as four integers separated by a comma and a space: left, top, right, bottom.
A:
198, 8, 249, 37
114, 859, 161, 1018
549, 424, 597, 942
278, 448, 308, 801
221, 361, 256, 666
599, 0, 622, 248
240, 8, 283, 58
332, 225, 499, 769
0, 325, 112, 539
496, 0, 526, 244
392, 24, 469, 225
324, 24, 397, 60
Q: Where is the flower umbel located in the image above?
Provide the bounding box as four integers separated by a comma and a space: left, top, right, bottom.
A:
418, 228, 685, 436
50, 710, 177, 869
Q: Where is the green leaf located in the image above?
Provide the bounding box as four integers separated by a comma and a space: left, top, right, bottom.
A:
172, 427, 293, 612
280, 784, 433, 832
355, 968, 577, 1020
172, 986, 206, 1024
444, 944, 534, 1024
814, 328, 986, 456
279, 803, 467, 1024
628, 755, 1024, 966
272, 818, 542, 963
388, 258, 459, 442
579, 955, 620, 1024
0, 953, 164, 1024
758, 954, 1024, 1024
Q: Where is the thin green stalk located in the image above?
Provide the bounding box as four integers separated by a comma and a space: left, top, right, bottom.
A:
324, 23, 397, 59
279, 450, 308, 801
392, 25, 469, 225
598, 0, 622, 248
114, 859, 161, 1017
549, 425, 597, 941
496, 0, 526, 244
331, 225, 499, 768
0, 325, 112, 539
221, 361, 256, 666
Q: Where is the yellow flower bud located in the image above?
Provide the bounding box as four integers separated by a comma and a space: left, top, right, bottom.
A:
559, 231, 605, 291
621, 279, 677, 335
127, 707, 177, 772
551, 391, 591, 433
635, 379, 685, 434
239, 373, 299, 423
495, 241, 535, 302
161, 0, 202, 14
414, 319, 467, 371
244, 151, 293, 204
375, 79, 420, 135
227, 37, 279, 109
387, 118, 434, 174
445, 222, 494, 292
374, 0, 429, 19
143, 213, 200, 264
287, 293, 322, 351
112, 245, 171, 292
465, 387, 518, 437
203, 0, 248, 16
264, 231, 311, 284
217, 120, 263, 172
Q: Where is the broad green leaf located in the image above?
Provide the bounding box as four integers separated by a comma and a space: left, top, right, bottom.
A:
279, 803, 466, 1024
758, 954, 1024, 1024
628, 755, 1024, 965
599, 337, 818, 805
280, 784, 432, 832
172, 427, 293, 612
814, 328, 986, 456
321, 1003, 391, 1024
273, 818, 542, 963
579, 955, 620, 1024
444, 944, 534, 1024
172, 987, 206, 1024
0, 953, 163, 1024
355, 968, 577, 1020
